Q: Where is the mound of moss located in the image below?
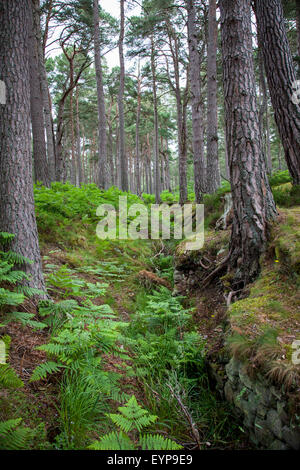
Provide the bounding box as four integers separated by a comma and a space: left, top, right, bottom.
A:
226, 208, 300, 391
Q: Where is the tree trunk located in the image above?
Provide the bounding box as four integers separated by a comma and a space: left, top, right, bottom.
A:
220, 0, 277, 284
118, 0, 128, 191
0, 0, 46, 292
254, 0, 300, 185
36, 0, 56, 182
258, 48, 272, 174
151, 36, 160, 203
29, 0, 50, 187
206, 0, 220, 193
93, 0, 108, 189
186, 0, 206, 202
75, 86, 83, 186
135, 59, 142, 197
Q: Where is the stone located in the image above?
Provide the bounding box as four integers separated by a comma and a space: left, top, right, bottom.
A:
276, 402, 289, 426
266, 409, 283, 440
254, 417, 274, 448
224, 381, 234, 403
282, 425, 300, 450
239, 366, 254, 390
256, 403, 267, 419
225, 358, 240, 382
254, 382, 272, 406
269, 439, 288, 451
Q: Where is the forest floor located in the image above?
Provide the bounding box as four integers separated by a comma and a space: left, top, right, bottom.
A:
2, 179, 299, 450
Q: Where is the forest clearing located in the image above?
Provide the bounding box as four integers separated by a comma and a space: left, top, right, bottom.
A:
0, 0, 300, 455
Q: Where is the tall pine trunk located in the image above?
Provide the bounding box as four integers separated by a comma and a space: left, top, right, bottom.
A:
151, 36, 160, 203
186, 0, 206, 203
0, 0, 46, 292
135, 59, 142, 197
254, 0, 300, 185
118, 0, 128, 191
220, 0, 277, 284
206, 0, 220, 194
29, 0, 50, 187
93, 0, 108, 189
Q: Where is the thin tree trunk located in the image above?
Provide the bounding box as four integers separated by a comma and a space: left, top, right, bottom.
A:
135, 59, 142, 197
258, 48, 272, 175
69, 59, 76, 185
186, 0, 206, 202
206, 0, 220, 193
29, 0, 50, 187
150, 36, 160, 202
93, 0, 108, 189
254, 0, 300, 185
220, 0, 277, 284
118, 0, 128, 191
75, 86, 83, 186
0, 0, 46, 292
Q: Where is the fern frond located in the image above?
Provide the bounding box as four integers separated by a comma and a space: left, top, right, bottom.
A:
0, 419, 33, 450
139, 434, 183, 450
88, 431, 135, 450
109, 396, 157, 433
30, 361, 64, 382
0, 364, 24, 388
4, 312, 47, 329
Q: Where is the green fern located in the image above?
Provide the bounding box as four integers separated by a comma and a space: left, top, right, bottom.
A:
109, 396, 157, 433
0, 418, 33, 450
139, 434, 183, 450
0, 363, 24, 388
89, 431, 135, 450
3, 311, 47, 329
89, 396, 182, 450
30, 361, 64, 382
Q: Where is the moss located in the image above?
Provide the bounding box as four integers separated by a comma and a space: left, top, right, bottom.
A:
226, 209, 300, 389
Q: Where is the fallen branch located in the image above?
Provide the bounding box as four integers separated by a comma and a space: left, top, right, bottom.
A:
201, 253, 231, 289
166, 383, 202, 449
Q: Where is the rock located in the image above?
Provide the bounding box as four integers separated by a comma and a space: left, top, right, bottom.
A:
277, 402, 289, 426
254, 417, 274, 448
224, 381, 234, 402
266, 409, 283, 440
225, 358, 241, 382
256, 403, 267, 419
254, 382, 272, 406
282, 425, 300, 450
269, 439, 288, 451
239, 366, 254, 390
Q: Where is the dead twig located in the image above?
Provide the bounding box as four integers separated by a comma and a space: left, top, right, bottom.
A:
166, 383, 202, 449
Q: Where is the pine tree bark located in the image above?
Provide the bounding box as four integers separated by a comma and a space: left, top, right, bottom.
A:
29, 0, 50, 187
151, 36, 160, 203
254, 0, 300, 185
37, 0, 56, 182
75, 85, 83, 186
206, 0, 220, 193
186, 0, 206, 202
166, 22, 188, 204
220, 0, 277, 284
93, 0, 108, 189
0, 0, 46, 292
118, 0, 128, 191
135, 59, 142, 197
